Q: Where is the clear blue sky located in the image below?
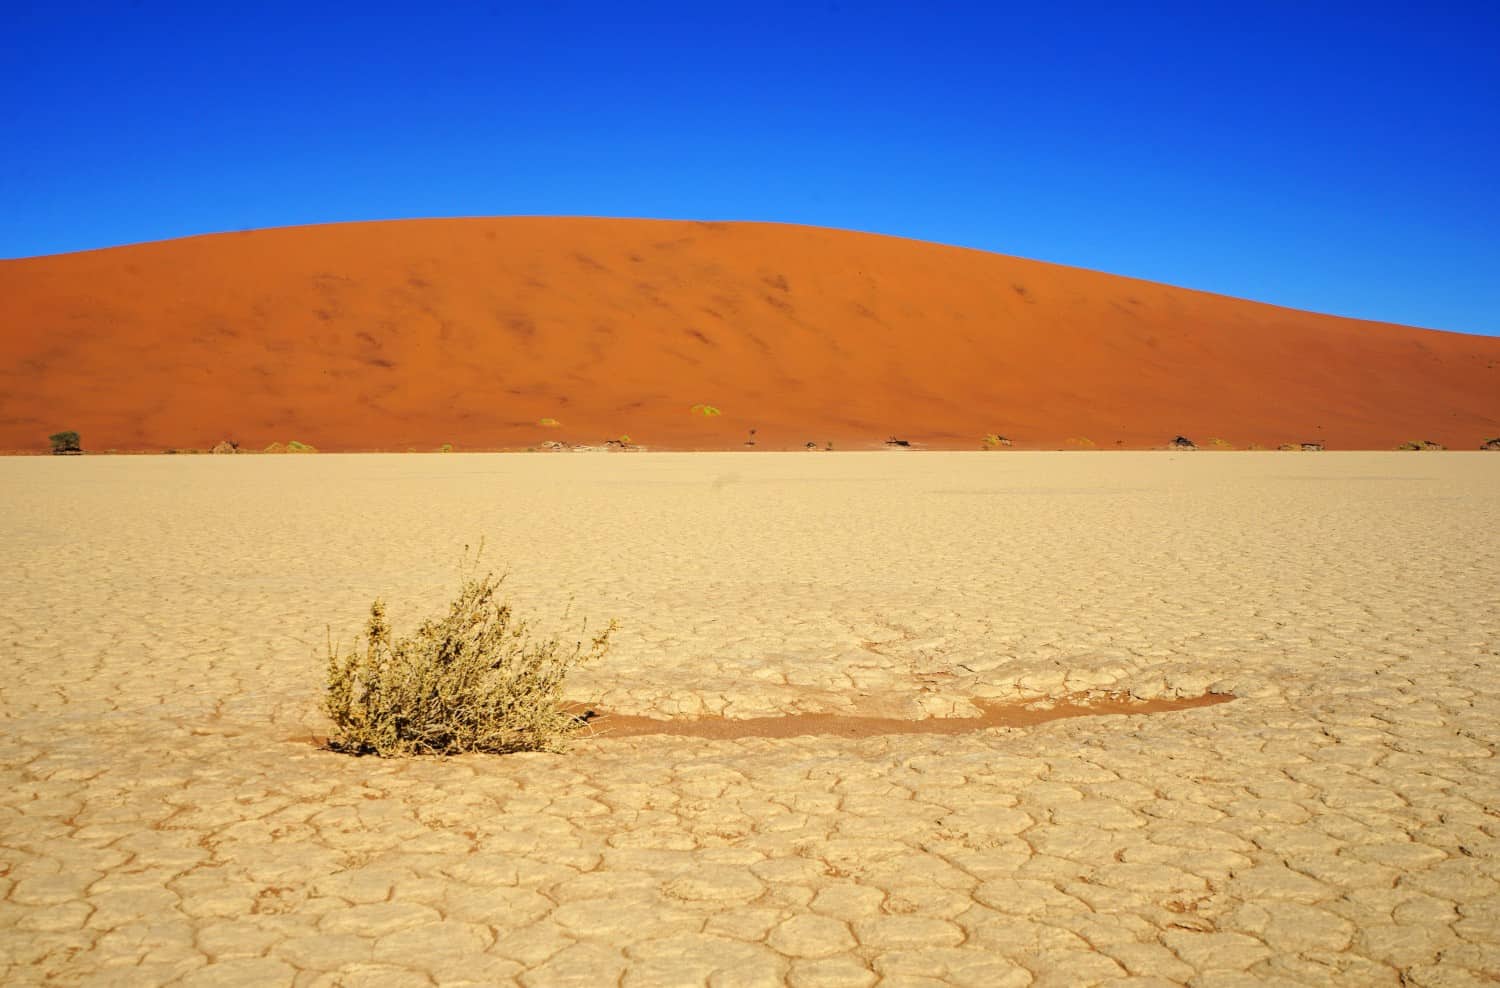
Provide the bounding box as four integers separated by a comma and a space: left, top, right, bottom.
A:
5, 1, 1498, 335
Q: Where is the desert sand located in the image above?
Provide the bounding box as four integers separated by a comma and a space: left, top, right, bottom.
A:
2, 451, 1497, 986
2, 218, 1497, 454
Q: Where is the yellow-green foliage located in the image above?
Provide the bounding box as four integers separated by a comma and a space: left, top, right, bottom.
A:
690, 404, 722, 417
324, 571, 615, 756
1066, 437, 1096, 448
1207, 438, 1233, 449
539, 418, 561, 428
982, 434, 1012, 449
439, 442, 455, 453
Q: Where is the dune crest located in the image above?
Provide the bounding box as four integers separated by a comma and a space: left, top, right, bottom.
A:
1, 217, 1496, 452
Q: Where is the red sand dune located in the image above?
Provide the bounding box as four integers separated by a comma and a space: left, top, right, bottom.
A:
1, 217, 1497, 452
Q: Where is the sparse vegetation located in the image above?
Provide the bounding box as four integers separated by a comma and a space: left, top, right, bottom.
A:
1482, 438, 1500, 451
690, 404, 722, 417
982, 434, 1013, 449
439, 442, 455, 453
1066, 437, 1096, 448
264, 440, 318, 454
48, 431, 81, 455
1207, 438, 1233, 449
1397, 440, 1445, 451
539, 418, 561, 428
324, 567, 615, 757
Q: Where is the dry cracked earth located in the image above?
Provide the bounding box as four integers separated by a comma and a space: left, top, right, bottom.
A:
2, 451, 1497, 987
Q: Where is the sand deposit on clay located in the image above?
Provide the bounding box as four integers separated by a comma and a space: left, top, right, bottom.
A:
2, 451, 1497, 986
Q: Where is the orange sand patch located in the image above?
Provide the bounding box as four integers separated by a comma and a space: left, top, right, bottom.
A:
579, 693, 1234, 740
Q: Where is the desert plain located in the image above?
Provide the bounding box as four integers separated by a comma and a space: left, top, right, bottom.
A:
2, 449, 1498, 986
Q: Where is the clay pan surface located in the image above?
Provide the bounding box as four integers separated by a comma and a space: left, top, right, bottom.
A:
2, 451, 1497, 985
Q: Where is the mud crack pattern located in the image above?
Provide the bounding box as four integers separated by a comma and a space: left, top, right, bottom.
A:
1, 452, 1497, 986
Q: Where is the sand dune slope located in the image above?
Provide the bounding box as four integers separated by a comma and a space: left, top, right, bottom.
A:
1, 217, 1496, 451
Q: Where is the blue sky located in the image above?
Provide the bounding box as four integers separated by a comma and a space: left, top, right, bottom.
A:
5, 1, 1498, 335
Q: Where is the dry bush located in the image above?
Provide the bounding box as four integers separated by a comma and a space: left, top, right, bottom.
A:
325, 570, 614, 756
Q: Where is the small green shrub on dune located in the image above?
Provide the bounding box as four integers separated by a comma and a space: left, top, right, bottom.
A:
324, 570, 615, 756
49, 431, 82, 454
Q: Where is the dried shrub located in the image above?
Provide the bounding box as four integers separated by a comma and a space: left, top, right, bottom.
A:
325, 571, 614, 756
